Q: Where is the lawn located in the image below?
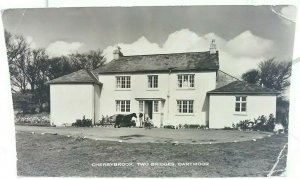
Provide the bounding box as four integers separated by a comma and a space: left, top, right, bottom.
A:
16, 131, 287, 177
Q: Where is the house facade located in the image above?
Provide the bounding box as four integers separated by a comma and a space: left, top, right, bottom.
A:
47, 40, 279, 128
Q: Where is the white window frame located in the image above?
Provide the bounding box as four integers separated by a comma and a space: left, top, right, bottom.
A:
177, 74, 195, 88
235, 96, 247, 113
116, 76, 131, 89
177, 100, 194, 114
153, 101, 159, 113
139, 101, 144, 112
148, 75, 158, 88
116, 100, 130, 112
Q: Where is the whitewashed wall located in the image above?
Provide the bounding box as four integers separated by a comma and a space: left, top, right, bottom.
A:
209, 94, 277, 128
98, 71, 216, 127
50, 84, 95, 126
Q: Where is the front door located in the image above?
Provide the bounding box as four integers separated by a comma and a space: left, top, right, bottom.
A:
145, 100, 153, 119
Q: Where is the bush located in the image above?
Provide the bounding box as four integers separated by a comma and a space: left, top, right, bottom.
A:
72, 115, 92, 127
164, 125, 175, 129
233, 114, 276, 132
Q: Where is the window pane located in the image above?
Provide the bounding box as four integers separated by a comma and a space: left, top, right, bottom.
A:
153, 101, 159, 112
242, 97, 246, 101
182, 101, 187, 113
178, 75, 182, 87
236, 97, 240, 101
154, 76, 158, 88
126, 101, 130, 112
188, 100, 194, 113
235, 102, 240, 112
189, 75, 194, 87
241, 103, 246, 112
139, 101, 143, 112
183, 75, 188, 87
177, 100, 182, 113
116, 101, 120, 112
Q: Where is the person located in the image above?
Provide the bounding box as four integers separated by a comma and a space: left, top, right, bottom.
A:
139, 113, 143, 128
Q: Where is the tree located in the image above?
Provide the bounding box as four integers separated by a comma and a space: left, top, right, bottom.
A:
242, 58, 292, 126
242, 58, 292, 93
69, 49, 106, 70
26, 48, 49, 91
5, 30, 31, 93
241, 69, 260, 84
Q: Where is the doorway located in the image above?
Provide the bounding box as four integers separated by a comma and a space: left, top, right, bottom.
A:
144, 100, 153, 119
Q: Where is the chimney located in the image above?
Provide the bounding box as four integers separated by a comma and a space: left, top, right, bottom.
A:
113, 46, 123, 60
209, 39, 217, 54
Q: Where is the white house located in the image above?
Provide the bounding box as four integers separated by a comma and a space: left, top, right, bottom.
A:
47, 40, 279, 128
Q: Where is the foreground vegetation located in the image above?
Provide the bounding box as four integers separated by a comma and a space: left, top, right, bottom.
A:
16, 131, 287, 177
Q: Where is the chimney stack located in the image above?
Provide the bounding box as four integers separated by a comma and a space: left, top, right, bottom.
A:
113, 46, 123, 60
209, 39, 217, 54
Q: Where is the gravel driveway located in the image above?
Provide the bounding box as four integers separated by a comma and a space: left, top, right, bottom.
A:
15, 125, 271, 144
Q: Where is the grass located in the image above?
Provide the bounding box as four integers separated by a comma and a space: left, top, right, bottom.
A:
16, 131, 287, 177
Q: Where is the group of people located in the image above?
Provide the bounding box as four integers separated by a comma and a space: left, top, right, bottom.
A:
136, 113, 152, 128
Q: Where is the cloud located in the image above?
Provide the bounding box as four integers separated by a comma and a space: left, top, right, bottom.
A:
102, 29, 273, 78
25, 36, 37, 49
46, 41, 83, 57
225, 31, 273, 58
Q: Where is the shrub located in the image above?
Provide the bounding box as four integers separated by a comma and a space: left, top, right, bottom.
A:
233, 114, 276, 132
72, 115, 92, 127
164, 125, 175, 129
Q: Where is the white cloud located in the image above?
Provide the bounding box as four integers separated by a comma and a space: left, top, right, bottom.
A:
225, 31, 273, 58
46, 41, 83, 57
102, 29, 273, 78
25, 36, 37, 49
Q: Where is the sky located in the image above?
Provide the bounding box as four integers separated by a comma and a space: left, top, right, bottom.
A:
2, 5, 297, 78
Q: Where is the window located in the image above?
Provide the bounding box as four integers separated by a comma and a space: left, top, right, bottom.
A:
148, 75, 158, 88
235, 96, 247, 112
153, 101, 159, 112
139, 101, 144, 112
116, 100, 130, 112
178, 74, 194, 88
116, 76, 131, 88
177, 100, 194, 114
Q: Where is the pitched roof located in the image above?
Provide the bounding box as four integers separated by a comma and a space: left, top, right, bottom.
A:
46, 69, 101, 85
94, 51, 219, 74
208, 81, 280, 95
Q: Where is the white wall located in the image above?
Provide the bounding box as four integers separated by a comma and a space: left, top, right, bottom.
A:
209, 94, 277, 128
98, 71, 216, 127
50, 84, 95, 126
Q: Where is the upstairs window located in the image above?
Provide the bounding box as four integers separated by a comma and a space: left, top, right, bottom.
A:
177, 100, 194, 114
148, 75, 158, 88
235, 96, 247, 112
116, 76, 131, 88
116, 100, 130, 112
178, 74, 195, 88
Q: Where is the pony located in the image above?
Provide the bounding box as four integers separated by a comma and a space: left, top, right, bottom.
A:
114, 113, 137, 128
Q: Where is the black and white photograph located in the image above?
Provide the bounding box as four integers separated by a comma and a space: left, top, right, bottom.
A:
1, 5, 297, 177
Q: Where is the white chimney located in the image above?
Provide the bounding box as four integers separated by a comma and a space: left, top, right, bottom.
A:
209, 39, 217, 54
113, 46, 123, 60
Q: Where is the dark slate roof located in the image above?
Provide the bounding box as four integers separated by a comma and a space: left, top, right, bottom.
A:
208, 81, 280, 95
46, 69, 101, 85
94, 51, 219, 74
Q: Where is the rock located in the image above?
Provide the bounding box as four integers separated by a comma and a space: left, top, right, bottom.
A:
234, 140, 237, 143
31, 132, 35, 134
252, 139, 256, 141
41, 133, 45, 135
118, 140, 123, 143
67, 135, 71, 138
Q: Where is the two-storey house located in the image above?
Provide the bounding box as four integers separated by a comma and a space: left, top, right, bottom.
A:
47, 40, 279, 128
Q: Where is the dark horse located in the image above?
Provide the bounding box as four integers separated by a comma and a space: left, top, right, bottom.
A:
114, 113, 137, 128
